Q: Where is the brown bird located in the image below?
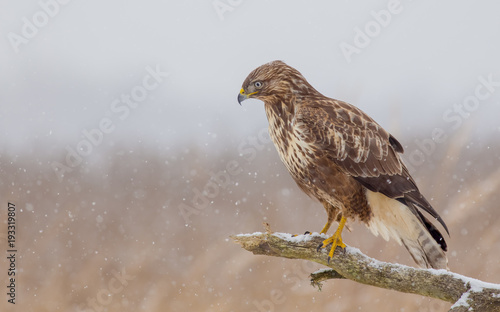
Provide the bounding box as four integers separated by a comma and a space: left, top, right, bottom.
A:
237, 60, 449, 269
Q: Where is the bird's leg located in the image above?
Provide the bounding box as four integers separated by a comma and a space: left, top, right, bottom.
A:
319, 221, 332, 234
319, 202, 337, 234
317, 216, 347, 260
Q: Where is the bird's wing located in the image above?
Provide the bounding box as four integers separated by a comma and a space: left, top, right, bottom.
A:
293, 99, 448, 235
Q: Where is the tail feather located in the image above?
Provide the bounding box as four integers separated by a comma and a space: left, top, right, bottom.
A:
365, 190, 448, 270
414, 207, 447, 252
400, 226, 448, 269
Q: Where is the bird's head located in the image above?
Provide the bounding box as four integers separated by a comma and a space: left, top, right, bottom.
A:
238, 60, 318, 105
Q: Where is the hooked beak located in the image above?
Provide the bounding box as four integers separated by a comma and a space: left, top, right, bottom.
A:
237, 88, 257, 105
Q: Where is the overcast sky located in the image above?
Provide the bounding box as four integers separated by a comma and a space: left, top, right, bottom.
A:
1, 0, 499, 155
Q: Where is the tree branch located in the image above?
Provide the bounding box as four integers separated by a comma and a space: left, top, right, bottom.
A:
231, 232, 500, 312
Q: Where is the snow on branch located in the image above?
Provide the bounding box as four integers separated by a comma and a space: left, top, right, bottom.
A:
231, 232, 500, 312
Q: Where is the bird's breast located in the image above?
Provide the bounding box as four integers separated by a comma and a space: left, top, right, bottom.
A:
265, 104, 315, 180
264, 102, 366, 213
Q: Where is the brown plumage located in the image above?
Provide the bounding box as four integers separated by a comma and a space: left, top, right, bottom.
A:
238, 60, 449, 269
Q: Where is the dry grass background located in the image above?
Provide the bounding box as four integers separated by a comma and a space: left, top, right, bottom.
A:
1, 129, 500, 312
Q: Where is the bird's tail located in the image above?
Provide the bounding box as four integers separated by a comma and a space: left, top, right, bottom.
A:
365, 190, 448, 270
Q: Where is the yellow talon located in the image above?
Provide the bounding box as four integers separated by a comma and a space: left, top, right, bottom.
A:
318, 216, 347, 259
319, 221, 332, 234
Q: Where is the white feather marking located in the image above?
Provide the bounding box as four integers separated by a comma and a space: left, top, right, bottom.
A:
365, 190, 418, 244
365, 190, 448, 269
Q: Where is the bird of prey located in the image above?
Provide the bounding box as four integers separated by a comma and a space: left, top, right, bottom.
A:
237, 60, 449, 269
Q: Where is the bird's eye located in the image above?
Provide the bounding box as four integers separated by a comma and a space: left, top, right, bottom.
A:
254, 81, 263, 88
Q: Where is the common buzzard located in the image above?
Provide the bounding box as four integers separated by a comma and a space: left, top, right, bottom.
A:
238, 60, 448, 269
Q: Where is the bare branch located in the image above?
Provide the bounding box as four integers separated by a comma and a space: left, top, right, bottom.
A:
231, 232, 500, 312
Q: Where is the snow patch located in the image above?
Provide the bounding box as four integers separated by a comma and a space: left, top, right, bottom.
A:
428, 269, 500, 291
433, 268, 500, 309
236, 232, 264, 237
272, 232, 328, 243
312, 268, 334, 275
451, 290, 471, 309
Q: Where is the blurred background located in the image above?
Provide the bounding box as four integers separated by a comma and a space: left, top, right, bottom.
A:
1, 1, 500, 311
